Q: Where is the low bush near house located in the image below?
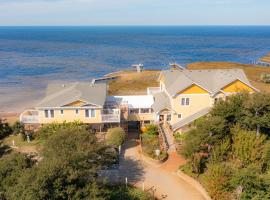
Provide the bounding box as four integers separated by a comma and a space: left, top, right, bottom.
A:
106, 127, 126, 147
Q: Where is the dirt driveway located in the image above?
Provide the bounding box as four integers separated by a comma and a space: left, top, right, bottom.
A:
119, 138, 211, 200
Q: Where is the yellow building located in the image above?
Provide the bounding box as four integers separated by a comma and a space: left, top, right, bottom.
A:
152, 68, 258, 132
20, 68, 257, 133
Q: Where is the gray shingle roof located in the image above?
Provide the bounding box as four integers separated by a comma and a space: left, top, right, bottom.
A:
37, 82, 107, 108
160, 69, 256, 96
152, 92, 172, 113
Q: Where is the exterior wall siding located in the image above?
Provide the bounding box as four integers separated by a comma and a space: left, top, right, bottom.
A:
38, 108, 102, 124
170, 94, 213, 124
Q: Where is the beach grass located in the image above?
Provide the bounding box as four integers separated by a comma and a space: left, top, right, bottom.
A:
187, 62, 270, 93
108, 70, 160, 95
260, 53, 270, 63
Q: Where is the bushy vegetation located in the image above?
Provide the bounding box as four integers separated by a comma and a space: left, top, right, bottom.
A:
141, 124, 167, 160
37, 121, 86, 140
180, 92, 270, 200
0, 119, 12, 140
141, 124, 159, 136
106, 127, 126, 147
0, 124, 150, 200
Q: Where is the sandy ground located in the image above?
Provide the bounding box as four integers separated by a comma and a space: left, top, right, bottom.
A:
120, 139, 211, 200
0, 86, 45, 123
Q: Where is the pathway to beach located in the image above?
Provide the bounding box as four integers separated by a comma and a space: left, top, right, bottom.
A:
119, 133, 211, 200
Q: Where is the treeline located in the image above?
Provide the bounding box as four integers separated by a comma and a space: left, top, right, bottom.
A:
0, 123, 150, 200
181, 92, 270, 200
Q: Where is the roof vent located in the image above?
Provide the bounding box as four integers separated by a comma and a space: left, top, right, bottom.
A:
62, 84, 65, 88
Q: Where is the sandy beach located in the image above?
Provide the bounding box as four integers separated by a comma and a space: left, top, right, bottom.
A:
0, 85, 45, 123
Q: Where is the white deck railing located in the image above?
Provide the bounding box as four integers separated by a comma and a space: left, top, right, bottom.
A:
101, 109, 120, 123
20, 115, 39, 124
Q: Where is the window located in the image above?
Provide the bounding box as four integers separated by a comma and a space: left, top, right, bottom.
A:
140, 108, 150, 113
85, 109, 95, 118
50, 110, 54, 118
129, 108, 139, 114
60, 110, 64, 115
181, 98, 190, 106
75, 109, 79, 115
45, 110, 54, 118
90, 109, 95, 118
178, 114, 182, 119
85, 109, 89, 118
45, 110, 49, 118
166, 114, 172, 122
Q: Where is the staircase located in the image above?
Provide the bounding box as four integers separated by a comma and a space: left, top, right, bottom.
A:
158, 124, 176, 153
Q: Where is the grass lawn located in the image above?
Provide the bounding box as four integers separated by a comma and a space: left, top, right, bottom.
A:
187, 62, 270, 93
2, 134, 44, 154
108, 70, 160, 95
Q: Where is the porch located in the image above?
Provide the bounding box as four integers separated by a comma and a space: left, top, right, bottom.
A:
20, 110, 39, 124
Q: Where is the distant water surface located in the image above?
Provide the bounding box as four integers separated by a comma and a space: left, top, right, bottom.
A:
0, 26, 270, 111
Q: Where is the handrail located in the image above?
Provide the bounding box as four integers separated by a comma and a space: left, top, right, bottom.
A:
158, 123, 169, 151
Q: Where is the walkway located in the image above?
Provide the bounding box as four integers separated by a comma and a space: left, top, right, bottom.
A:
119, 134, 211, 200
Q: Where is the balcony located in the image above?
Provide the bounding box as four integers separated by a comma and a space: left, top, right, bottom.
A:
101, 109, 120, 123
20, 110, 39, 124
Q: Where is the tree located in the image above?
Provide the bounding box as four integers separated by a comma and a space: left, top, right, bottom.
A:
105, 127, 126, 147
5, 128, 117, 200
243, 93, 270, 137
232, 129, 266, 167
0, 119, 12, 140
0, 153, 34, 199
202, 163, 233, 200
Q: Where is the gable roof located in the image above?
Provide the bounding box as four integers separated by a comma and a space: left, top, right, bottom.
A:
37, 82, 107, 108
160, 68, 257, 96
152, 92, 172, 113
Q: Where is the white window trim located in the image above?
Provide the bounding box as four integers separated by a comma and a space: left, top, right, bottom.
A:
45, 109, 54, 118
85, 109, 96, 118
181, 97, 190, 106
75, 109, 79, 115
60, 110, 64, 115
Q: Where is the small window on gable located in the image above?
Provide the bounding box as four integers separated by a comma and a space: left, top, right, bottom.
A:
75, 109, 79, 115
60, 110, 64, 115
178, 114, 182, 119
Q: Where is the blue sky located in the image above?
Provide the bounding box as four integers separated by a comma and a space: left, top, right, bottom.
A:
0, 0, 269, 25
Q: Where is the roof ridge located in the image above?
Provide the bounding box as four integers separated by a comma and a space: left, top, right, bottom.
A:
37, 83, 77, 107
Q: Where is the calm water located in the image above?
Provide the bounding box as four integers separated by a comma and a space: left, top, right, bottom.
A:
0, 26, 270, 90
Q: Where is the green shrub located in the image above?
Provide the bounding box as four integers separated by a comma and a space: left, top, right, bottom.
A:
202, 163, 233, 200
0, 120, 12, 140
108, 186, 152, 200
12, 121, 25, 135
37, 121, 86, 140
144, 124, 159, 136
106, 127, 126, 147
232, 129, 266, 167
